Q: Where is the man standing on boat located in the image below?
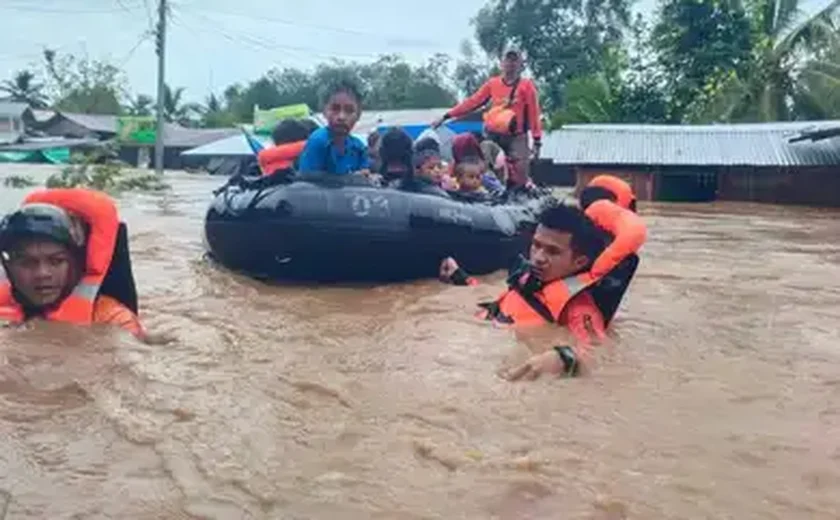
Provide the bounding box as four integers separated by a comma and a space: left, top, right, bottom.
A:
431, 45, 544, 188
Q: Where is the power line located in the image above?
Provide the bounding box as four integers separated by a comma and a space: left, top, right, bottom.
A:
175, 2, 444, 49
172, 7, 404, 61
0, 2, 142, 14
118, 31, 153, 68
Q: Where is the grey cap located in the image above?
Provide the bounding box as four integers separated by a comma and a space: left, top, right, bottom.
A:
501, 44, 524, 59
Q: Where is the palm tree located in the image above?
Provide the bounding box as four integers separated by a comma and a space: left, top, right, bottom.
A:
0, 70, 48, 108
711, 0, 840, 121
199, 93, 237, 128
161, 84, 202, 126
125, 94, 154, 116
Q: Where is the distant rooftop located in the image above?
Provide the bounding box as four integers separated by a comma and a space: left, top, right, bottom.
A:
542, 121, 840, 167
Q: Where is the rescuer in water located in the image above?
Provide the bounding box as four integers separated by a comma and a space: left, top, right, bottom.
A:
440, 196, 645, 380
0, 188, 145, 339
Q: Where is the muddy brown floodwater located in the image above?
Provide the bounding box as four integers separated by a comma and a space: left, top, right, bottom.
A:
1, 166, 839, 519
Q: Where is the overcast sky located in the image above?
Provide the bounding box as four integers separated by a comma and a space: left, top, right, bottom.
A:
0, 0, 825, 105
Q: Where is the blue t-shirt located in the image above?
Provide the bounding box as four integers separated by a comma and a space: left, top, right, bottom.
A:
297, 127, 369, 175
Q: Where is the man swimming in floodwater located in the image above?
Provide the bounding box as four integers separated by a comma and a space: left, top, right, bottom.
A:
440, 204, 613, 380
297, 79, 370, 176
0, 188, 145, 339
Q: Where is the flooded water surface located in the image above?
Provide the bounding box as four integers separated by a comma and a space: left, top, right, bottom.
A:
1, 166, 839, 519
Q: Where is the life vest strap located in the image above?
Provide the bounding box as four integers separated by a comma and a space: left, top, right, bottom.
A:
511, 284, 558, 323
70, 280, 99, 301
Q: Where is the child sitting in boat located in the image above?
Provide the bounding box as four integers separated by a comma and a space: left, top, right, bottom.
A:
438, 160, 458, 190
452, 157, 490, 202
413, 137, 444, 184
297, 79, 370, 176
405, 137, 450, 198
451, 133, 504, 197
378, 127, 414, 184
257, 118, 318, 176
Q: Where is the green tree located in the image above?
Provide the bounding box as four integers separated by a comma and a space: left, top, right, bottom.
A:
453, 40, 496, 96
222, 55, 458, 121
125, 94, 154, 116
162, 84, 202, 126
362, 54, 457, 109
552, 41, 668, 126
200, 93, 238, 128
793, 41, 840, 119
704, 0, 840, 121
43, 49, 124, 114
472, 0, 634, 111
652, 0, 753, 122
0, 70, 49, 108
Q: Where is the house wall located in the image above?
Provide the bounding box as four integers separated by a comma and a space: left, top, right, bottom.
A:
119, 145, 191, 170
531, 160, 575, 186
0, 115, 23, 144
718, 166, 840, 207
574, 167, 655, 201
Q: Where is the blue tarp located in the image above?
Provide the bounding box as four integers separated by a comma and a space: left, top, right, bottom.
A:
376, 122, 482, 140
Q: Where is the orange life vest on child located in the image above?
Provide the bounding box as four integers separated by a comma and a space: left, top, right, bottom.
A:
588, 175, 636, 210
0, 188, 119, 325
257, 141, 306, 176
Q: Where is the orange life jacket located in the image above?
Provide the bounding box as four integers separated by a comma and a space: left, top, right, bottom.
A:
478, 271, 595, 326
585, 199, 647, 279
480, 202, 645, 326
257, 141, 306, 176
0, 188, 119, 325
588, 175, 636, 210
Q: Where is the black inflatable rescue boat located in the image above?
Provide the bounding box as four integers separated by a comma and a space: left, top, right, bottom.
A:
204, 173, 556, 282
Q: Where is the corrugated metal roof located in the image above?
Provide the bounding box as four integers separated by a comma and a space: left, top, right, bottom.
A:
59, 112, 119, 134
542, 121, 840, 167
0, 101, 29, 118
180, 133, 274, 157
160, 126, 239, 148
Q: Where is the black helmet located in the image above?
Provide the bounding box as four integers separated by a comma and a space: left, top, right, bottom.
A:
0, 203, 87, 254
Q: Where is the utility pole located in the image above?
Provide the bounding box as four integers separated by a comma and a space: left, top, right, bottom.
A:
154, 0, 167, 175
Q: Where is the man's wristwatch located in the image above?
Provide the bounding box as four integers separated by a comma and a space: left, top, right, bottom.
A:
553, 346, 579, 376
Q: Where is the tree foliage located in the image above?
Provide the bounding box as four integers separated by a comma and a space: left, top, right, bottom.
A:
472, 0, 634, 112
42, 49, 125, 115
652, 0, 753, 122
0, 70, 48, 108
5, 0, 840, 130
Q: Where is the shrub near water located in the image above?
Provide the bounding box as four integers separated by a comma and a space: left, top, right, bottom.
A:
46, 144, 170, 193
3, 175, 38, 188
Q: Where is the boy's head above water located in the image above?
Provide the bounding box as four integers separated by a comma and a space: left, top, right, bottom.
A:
320, 79, 363, 138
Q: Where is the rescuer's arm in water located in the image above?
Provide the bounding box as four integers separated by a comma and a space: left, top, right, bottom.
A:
440, 256, 605, 379
503, 293, 606, 381
92, 295, 146, 340
439, 257, 479, 286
